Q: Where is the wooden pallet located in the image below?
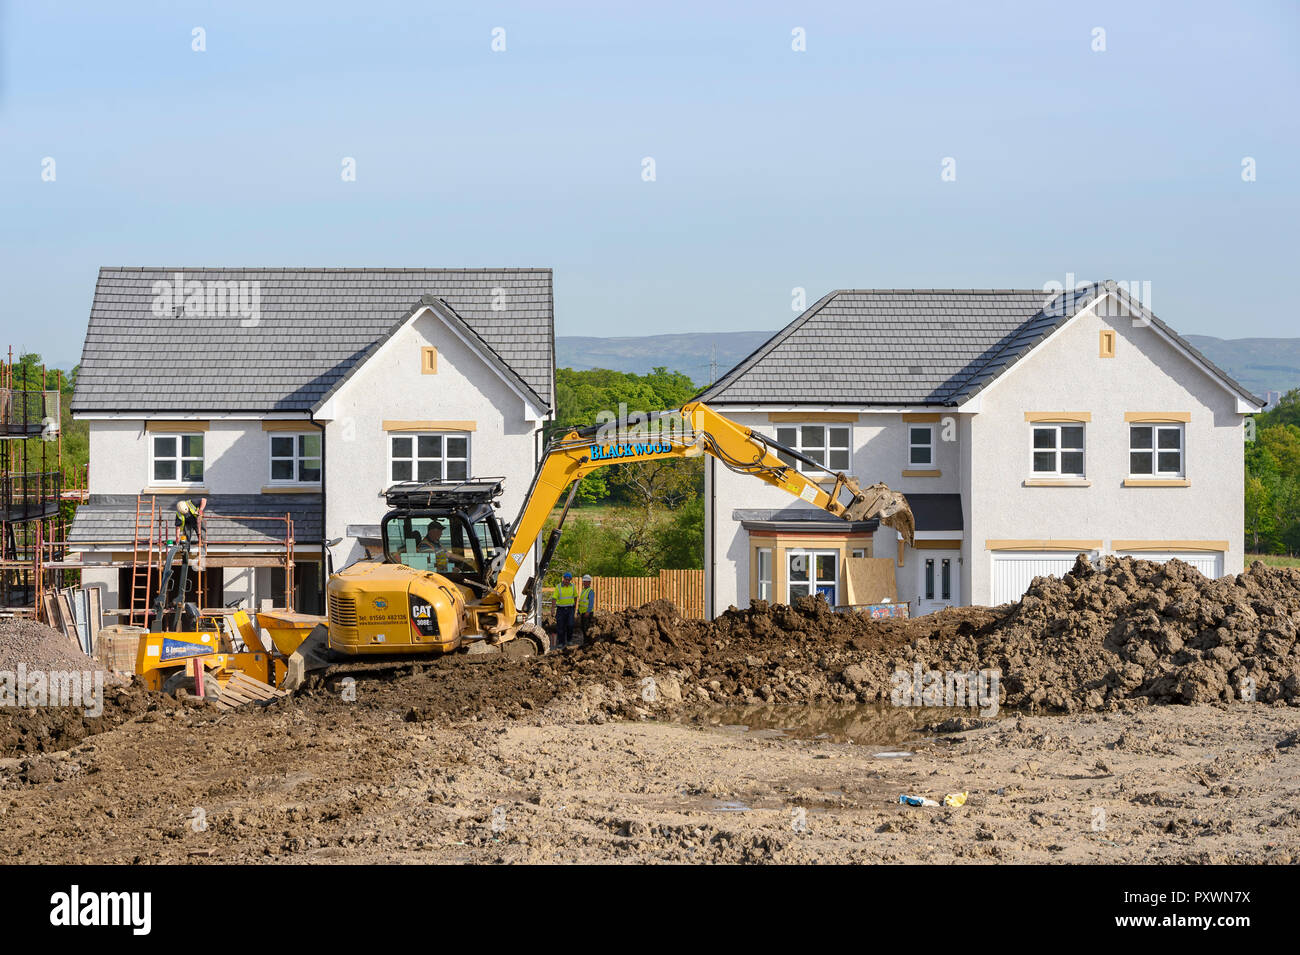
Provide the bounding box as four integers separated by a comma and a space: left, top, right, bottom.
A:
214, 671, 289, 711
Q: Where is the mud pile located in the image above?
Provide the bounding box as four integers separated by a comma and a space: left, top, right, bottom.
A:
926, 556, 1300, 710
0, 680, 179, 758
573, 557, 1300, 714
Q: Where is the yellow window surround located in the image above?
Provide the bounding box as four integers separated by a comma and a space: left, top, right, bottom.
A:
986, 539, 1102, 551
1124, 412, 1191, 422
383, 420, 477, 432
1024, 412, 1091, 422
144, 420, 208, 432
1123, 478, 1190, 487
1099, 329, 1116, 358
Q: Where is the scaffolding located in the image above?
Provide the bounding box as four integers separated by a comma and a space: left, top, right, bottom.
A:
120, 496, 297, 626
0, 348, 75, 615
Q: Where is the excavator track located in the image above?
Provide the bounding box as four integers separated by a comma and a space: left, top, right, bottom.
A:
284, 625, 549, 690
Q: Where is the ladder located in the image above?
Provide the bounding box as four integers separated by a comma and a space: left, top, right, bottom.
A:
128, 495, 157, 626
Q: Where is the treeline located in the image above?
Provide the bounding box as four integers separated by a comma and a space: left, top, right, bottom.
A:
545, 366, 706, 579
1246, 388, 1300, 554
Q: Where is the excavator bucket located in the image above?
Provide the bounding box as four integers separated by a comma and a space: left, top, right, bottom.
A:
283, 623, 333, 691
841, 481, 915, 545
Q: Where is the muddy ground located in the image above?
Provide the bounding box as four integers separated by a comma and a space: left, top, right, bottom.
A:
1, 689, 1296, 864
1, 557, 1298, 864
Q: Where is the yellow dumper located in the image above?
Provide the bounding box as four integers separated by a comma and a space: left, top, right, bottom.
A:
135, 608, 324, 698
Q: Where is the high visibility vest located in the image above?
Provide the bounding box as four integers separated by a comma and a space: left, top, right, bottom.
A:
554, 584, 577, 607
579, 588, 595, 612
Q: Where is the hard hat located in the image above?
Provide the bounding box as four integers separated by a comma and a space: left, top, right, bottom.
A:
562, 571, 572, 579
582, 574, 592, 582
176, 500, 191, 515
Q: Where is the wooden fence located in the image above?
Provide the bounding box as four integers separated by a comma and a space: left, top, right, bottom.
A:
590, 569, 705, 619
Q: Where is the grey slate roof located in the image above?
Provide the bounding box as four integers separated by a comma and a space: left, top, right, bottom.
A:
68, 494, 322, 548
906, 493, 964, 532
698, 283, 1261, 407
734, 506, 880, 534
73, 268, 554, 414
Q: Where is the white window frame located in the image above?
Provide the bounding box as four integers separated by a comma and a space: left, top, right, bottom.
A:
756, 547, 773, 602
268, 432, 322, 485
774, 424, 851, 475
908, 424, 934, 467
388, 432, 471, 485
1129, 423, 1184, 478
1031, 423, 1086, 478
150, 432, 205, 486
786, 548, 839, 606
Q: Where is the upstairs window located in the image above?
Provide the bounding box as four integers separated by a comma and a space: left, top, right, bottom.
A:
389, 433, 469, 484
270, 433, 322, 483
152, 434, 204, 484
1031, 424, 1085, 477
775, 425, 850, 474
909, 425, 934, 466
1130, 424, 1183, 477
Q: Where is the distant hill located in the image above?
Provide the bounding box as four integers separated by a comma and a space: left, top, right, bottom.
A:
556, 330, 776, 384
559, 330, 1300, 401
1184, 336, 1300, 402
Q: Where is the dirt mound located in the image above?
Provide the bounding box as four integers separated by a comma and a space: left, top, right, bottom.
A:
937, 556, 1300, 710
0, 679, 178, 757
0, 618, 103, 673
560, 557, 1300, 715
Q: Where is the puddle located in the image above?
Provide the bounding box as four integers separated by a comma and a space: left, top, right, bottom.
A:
683, 703, 1001, 749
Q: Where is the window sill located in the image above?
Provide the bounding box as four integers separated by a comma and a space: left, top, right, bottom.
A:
141, 485, 209, 495
1124, 478, 1190, 487
262, 484, 323, 494
1023, 478, 1091, 487
902, 469, 941, 478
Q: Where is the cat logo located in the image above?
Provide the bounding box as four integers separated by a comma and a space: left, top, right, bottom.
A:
412, 603, 432, 619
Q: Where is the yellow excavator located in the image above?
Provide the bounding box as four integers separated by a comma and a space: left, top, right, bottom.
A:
283, 402, 914, 686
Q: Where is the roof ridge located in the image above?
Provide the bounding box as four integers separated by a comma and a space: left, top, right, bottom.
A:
99, 266, 552, 273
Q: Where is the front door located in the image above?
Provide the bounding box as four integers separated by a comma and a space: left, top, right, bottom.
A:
915, 551, 958, 615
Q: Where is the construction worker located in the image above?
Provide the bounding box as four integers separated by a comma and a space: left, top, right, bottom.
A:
175, 499, 203, 545
553, 571, 578, 648
578, 574, 596, 643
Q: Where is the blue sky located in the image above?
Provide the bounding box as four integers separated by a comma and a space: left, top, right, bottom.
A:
2, 0, 1297, 371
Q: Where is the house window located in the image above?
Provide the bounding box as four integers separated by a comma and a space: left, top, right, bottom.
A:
756, 547, 773, 601
152, 434, 204, 484
909, 425, 934, 466
270, 433, 321, 483
787, 549, 838, 606
1130, 424, 1183, 477
1031, 424, 1085, 477
851, 547, 867, 559
389, 433, 469, 484
775, 425, 850, 474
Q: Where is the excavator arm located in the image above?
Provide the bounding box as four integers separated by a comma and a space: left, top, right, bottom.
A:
492, 401, 914, 612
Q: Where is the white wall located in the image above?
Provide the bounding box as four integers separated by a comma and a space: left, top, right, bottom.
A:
86, 418, 272, 494
709, 410, 950, 612
318, 308, 542, 580
967, 296, 1247, 603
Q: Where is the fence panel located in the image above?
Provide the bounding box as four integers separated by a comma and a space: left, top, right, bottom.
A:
590, 569, 705, 619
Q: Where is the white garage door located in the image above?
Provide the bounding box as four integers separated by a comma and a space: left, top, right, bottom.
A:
990, 552, 1083, 605
1115, 551, 1223, 578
